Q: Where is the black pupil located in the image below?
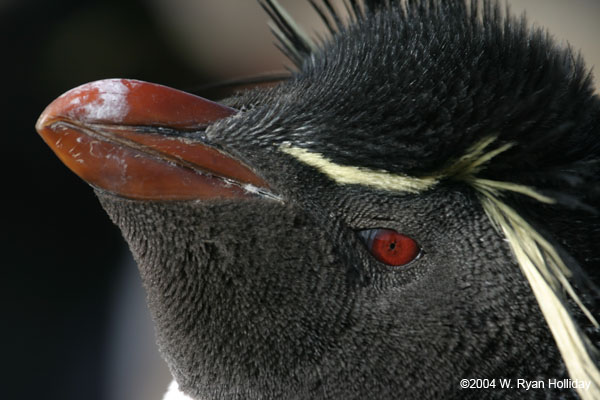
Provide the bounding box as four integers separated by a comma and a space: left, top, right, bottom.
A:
389, 241, 396, 250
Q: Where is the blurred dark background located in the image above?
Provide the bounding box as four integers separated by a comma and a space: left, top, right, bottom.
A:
1, 1, 598, 400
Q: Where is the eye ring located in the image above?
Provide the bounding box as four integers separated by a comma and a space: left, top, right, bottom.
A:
358, 228, 422, 267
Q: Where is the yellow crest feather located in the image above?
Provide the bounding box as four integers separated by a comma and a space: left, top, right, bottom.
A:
461, 138, 600, 400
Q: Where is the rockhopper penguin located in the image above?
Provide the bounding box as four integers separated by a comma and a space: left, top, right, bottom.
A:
36, 0, 600, 399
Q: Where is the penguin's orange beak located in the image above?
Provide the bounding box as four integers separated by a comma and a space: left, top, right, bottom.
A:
35, 79, 272, 201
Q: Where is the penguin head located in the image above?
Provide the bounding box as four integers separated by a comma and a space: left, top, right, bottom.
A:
36, 1, 600, 399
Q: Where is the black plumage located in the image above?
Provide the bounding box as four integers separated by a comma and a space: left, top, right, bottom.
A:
36, 1, 600, 399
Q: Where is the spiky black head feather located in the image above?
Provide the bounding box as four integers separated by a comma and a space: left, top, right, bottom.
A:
97, 1, 599, 399
255, 0, 599, 193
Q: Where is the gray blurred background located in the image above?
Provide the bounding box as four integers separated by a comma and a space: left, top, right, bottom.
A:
2, 1, 598, 400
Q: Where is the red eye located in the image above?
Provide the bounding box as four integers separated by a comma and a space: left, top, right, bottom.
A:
358, 229, 421, 266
